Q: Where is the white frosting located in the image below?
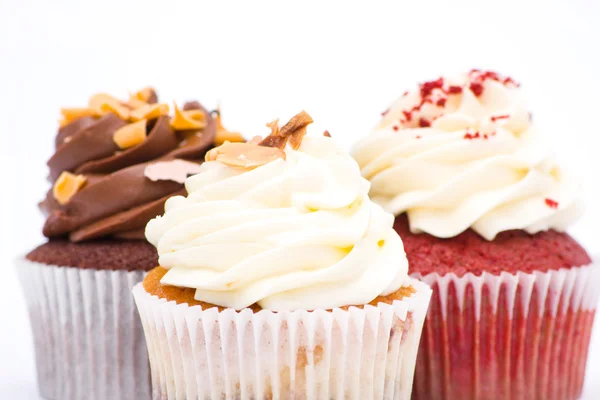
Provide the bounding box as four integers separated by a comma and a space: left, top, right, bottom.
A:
352, 71, 583, 240
146, 136, 409, 311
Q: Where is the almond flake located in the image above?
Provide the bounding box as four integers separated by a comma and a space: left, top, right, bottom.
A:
207, 142, 285, 169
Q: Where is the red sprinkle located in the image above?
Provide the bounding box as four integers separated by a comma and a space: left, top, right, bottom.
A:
464, 131, 481, 140
469, 82, 484, 96
381, 109, 389, 117
396, 71, 518, 127
467, 70, 520, 97
402, 91, 409, 97
545, 198, 559, 209
392, 125, 399, 131
415, 135, 422, 139
491, 114, 510, 122
420, 77, 444, 98
503, 76, 520, 87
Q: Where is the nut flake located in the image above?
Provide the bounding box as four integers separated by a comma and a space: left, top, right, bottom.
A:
113, 120, 147, 149
53, 172, 87, 205
170, 103, 207, 130
130, 103, 170, 121
206, 142, 286, 168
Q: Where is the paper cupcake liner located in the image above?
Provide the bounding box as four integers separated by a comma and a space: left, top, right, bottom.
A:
133, 278, 432, 400
16, 257, 151, 400
411, 258, 600, 400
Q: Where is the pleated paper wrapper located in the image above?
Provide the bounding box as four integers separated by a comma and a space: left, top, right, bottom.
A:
133, 278, 432, 400
16, 257, 152, 400
411, 258, 600, 400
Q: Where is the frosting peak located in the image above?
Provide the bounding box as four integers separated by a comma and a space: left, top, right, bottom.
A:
352, 71, 583, 240
146, 114, 410, 311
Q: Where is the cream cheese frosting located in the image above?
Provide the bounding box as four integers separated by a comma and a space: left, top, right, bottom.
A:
352, 70, 583, 240
146, 129, 410, 311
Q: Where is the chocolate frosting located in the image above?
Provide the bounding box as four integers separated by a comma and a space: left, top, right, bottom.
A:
41, 97, 216, 242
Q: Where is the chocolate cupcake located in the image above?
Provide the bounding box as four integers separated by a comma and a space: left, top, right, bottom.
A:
352, 71, 599, 400
133, 112, 432, 399
17, 88, 223, 400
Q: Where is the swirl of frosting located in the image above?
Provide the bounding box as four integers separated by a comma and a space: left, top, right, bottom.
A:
146, 127, 409, 311
352, 70, 583, 240
41, 89, 218, 242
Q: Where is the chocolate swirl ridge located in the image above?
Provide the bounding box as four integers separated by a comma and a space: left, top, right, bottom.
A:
42, 98, 216, 242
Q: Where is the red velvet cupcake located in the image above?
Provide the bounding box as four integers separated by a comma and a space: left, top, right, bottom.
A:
17, 88, 223, 400
352, 70, 599, 400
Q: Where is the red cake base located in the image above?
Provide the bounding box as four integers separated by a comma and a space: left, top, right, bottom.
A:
412, 275, 596, 400
393, 215, 598, 400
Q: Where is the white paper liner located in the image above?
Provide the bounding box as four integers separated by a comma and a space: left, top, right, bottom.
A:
16, 257, 151, 400
410, 258, 600, 400
133, 278, 432, 400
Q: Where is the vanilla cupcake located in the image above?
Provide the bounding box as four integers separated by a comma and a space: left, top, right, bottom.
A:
133, 112, 432, 399
352, 71, 599, 400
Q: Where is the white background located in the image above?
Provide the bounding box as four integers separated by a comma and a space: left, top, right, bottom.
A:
1, 0, 599, 398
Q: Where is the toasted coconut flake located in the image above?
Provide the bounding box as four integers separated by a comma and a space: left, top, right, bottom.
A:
130, 103, 169, 121
134, 87, 158, 103
88, 93, 130, 119
101, 101, 130, 120
278, 111, 314, 138
323, 130, 331, 137
266, 119, 280, 137
288, 126, 308, 150
113, 120, 147, 149
126, 96, 147, 110
53, 172, 87, 205
259, 135, 288, 150
170, 103, 206, 130
59, 108, 96, 126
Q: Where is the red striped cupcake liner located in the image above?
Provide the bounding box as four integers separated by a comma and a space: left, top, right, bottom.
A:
411, 260, 600, 400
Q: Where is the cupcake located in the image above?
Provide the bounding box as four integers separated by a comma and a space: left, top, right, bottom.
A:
133, 112, 432, 399
352, 70, 599, 400
17, 88, 230, 400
